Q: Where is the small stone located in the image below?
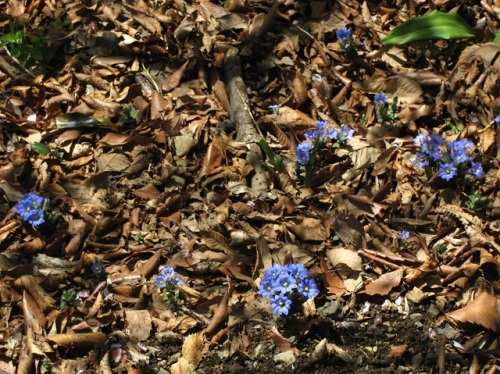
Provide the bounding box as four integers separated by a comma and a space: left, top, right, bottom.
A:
410, 313, 423, 321
274, 350, 296, 365
427, 304, 440, 318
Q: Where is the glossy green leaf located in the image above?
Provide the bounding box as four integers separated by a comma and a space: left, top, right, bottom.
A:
258, 138, 290, 178
32, 142, 50, 155
494, 30, 500, 43
382, 11, 475, 46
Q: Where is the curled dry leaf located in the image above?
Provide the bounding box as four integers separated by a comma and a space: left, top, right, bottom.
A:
124, 310, 152, 342
181, 332, 204, 367
47, 332, 107, 348
446, 292, 500, 332
327, 247, 363, 273
360, 268, 404, 296
286, 217, 327, 242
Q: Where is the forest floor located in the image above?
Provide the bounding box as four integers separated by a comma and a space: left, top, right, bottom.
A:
0, 0, 500, 373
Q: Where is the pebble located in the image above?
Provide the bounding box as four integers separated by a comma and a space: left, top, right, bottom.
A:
274, 350, 296, 364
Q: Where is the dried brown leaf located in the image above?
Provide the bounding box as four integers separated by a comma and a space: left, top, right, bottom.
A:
170, 357, 196, 374
286, 217, 327, 242
200, 230, 234, 255
96, 153, 130, 172
182, 332, 204, 366
360, 268, 404, 296
199, 137, 225, 179
162, 60, 190, 92
124, 310, 152, 342
326, 247, 363, 273
446, 292, 500, 332
47, 332, 107, 348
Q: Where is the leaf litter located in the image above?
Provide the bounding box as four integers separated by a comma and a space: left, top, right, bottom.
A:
0, 0, 500, 373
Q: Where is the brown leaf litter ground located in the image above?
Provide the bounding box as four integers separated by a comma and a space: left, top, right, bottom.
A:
0, 0, 500, 373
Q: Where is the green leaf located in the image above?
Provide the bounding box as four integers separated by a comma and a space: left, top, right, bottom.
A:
382, 11, 475, 46
494, 30, 500, 43
258, 139, 291, 178
32, 143, 50, 155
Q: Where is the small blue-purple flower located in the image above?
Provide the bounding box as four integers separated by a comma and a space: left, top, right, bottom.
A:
296, 142, 312, 165
398, 230, 410, 241
276, 273, 297, 294
271, 294, 293, 315
470, 161, 484, 178
373, 92, 387, 106
495, 115, 500, 123
298, 278, 319, 299
338, 125, 354, 141
269, 104, 281, 114
304, 130, 319, 141
258, 278, 276, 298
336, 27, 351, 43
438, 163, 457, 181
15, 192, 45, 224
316, 120, 327, 131
155, 266, 183, 288
414, 152, 429, 169
414, 134, 428, 147
287, 264, 309, 281
90, 262, 104, 274
326, 128, 338, 140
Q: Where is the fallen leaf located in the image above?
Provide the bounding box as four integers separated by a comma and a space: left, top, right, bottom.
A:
446, 292, 500, 332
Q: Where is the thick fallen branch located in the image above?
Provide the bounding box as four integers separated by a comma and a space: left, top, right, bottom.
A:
224, 48, 267, 194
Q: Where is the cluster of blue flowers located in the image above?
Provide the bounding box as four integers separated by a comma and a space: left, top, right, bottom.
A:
258, 263, 319, 316
413, 133, 483, 181
14, 192, 47, 227
295, 120, 354, 165
154, 266, 183, 288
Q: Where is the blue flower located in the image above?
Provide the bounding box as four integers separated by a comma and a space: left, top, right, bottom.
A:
264, 263, 282, 279
336, 27, 351, 43
326, 128, 338, 140
26, 210, 45, 227
154, 275, 167, 288
296, 142, 312, 165
269, 104, 281, 114
275, 273, 297, 294
316, 120, 327, 131
414, 134, 428, 147
470, 162, 484, 178
448, 139, 473, 156
155, 266, 183, 288
338, 125, 354, 141
398, 230, 410, 241
414, 152, 429, 169
438, 163, 457, 181
304, 130, 319, 141
373, 92, 387, 106
495, 115, 500, 123
15, 192, 45, 222
271, 294, 292, 315
450, 149, 468, 164
287, 264, 309, 281
90, 262, 103, 274
258, 278, 277, 298
422, 134, 445, 161
298, 278, 319, 299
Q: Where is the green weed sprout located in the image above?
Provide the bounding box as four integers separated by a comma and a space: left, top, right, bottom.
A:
465, 191, 488, 212
0, 22, 46, 66
60, 289, 82, 310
